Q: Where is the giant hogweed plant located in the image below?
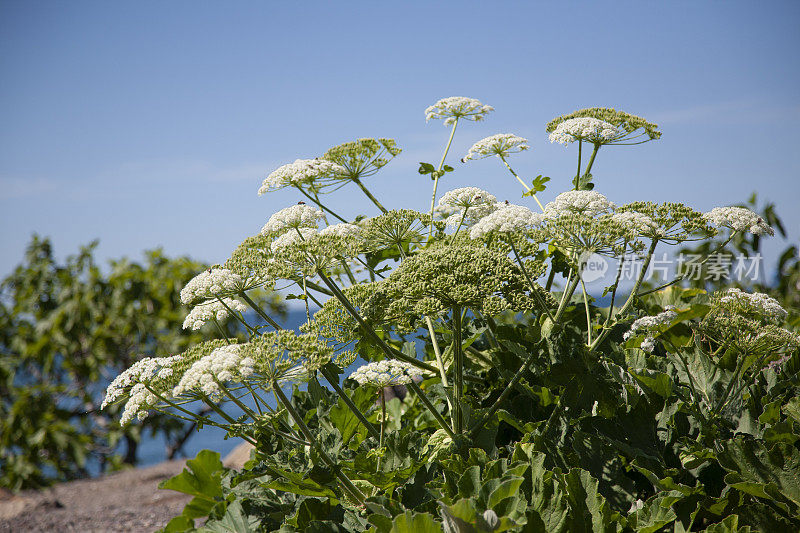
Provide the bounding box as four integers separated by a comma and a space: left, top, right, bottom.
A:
104, 97, 800, 532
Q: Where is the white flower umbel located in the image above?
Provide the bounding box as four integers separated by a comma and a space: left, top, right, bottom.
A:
350, 360, 420, 388
120, 383, 158, 424
438, 187, 498, 227
612, 211, 659, 235
623, 307, 678, 354
462, 134, 529, 161
425, 96, 494, 126
718, 288, 787, 324
548, 117, 621, 145
261, 204, 325, 237
172, 344, 255, 399
470, 204, 544, 239
102, 354, 183, 424
624, 307, 679, 339
180, 268, 244, 305
182, 298, 247, 330
703, 207, 774, 236
544, 190, 615, 218
320, 223, 362, 239
271, 227, 318, 253
258, 159, 346, 195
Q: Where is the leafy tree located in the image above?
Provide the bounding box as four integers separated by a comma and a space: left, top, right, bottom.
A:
0, 235, 284, 490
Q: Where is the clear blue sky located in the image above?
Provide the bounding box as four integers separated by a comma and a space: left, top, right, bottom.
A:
2, 1, 798, 282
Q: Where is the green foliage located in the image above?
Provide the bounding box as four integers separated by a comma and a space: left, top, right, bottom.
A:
142, 99, 800, 531
0, 235, 283, 490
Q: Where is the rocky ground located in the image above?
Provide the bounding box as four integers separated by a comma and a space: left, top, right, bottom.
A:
0, 443, 253, 533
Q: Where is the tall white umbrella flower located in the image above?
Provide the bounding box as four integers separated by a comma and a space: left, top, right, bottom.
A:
180, 268, 245, 305
703, 206, 774, 236
470, 204, 544, 240
425, 96, 494, 126
544, 190, 615, 218
182, 298, 247, 330
438, 187, 498, 229
548, 118, 621, 146
260, 203, 325, 238
462, 134, 529, 161
258, 159, 346, 195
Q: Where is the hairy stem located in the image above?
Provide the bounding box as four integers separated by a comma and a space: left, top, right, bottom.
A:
272, 382, 366, 505
500, 155, 544, 211
239, 291, 282, 330
352, 177, 388, 213
429, 119, 459, 235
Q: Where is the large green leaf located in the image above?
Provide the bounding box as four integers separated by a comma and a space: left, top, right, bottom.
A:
390, 511, 443, 532
159, 450, 225, 519
199, 500, 259, 532
626, 495, 677, 533
717, 436, 800, 509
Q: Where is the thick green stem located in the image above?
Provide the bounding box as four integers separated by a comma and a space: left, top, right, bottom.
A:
214, 296, 258, 335
239, 291, 282, 330
596, 252, 626, 339
377, 389, 386, 473
429, 119, 459, 236
352, 177, 388, 213
500, 155, 544, 211
555, 272, 581, 323
575, 140, 582, 190
295, 186, 348, 223
272, 382, 366, 505
589, 238, 659, 352
468, 343, 542, 439
317, 270, 456, 440
510, 241, 555, 322
580, 278, 593, 346
582, 143, 600, 183
637, 234, 736, 297
320, 366, 381, 441
452, 306, 464, 433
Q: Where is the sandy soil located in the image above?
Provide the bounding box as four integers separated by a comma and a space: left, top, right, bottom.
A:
0, 443, 254, 533
0, 460, 192, 533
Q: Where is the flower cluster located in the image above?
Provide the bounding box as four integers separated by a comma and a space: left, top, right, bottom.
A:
180, 268, 244, 305
320, 223, 362, 239
425, 97, 494, 125
323, 138, 402, 180
364, 242, 550, 322
101, 355, 182, 409
243, 330, 333, 386
462, 134, 529, 161
546, 107, 661, 142
716, 288, 787, 324
616, 202, 714, 243
349, 359, 420, 388
360, 209, 433, 252
172, 344, 255, 399
258, 159, 346, 195
438, 187, 498, 228
548, 118, 620, 146
611, 211, 659, 236
261, 204, 325, 237
544, 190, 615, 218
703, 206, 774, 236
623, 307, 678, 353
182, 298, 247, 330
470, 204, 543, 240
101, 354, 183, 425
271, 227, 318, 253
